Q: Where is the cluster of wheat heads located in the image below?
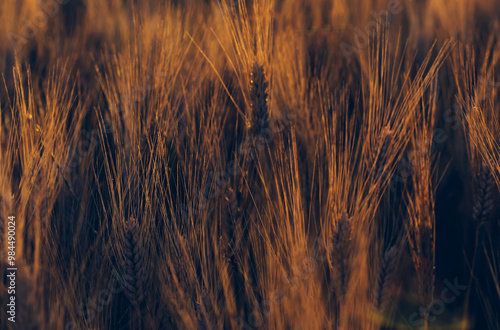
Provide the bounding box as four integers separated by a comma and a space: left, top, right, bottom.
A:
0, 0, 500, 329
452, 33, 500, 329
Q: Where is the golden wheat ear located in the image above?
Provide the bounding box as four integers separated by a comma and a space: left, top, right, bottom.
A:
473, 162, 496, 224
374, 246, 398, 310
122, 217, 148, 307
328, 212, 352, 297
249, 63, 270, 143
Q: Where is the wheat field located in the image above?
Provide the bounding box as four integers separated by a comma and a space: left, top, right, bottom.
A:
0, 0, 499, 329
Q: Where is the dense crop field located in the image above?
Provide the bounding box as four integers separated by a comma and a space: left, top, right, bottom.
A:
0, 0, 499, 329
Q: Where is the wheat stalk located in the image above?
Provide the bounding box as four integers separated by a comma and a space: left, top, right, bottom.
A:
122, 217, 147, 307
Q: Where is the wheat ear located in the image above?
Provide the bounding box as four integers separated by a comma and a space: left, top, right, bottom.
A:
249, 63, 270, 140
123, 217, 147, 307
374, 246, 398, 310
222, 186, 245, 276
415, 226, 435, 314
329, 212, 352, 297
240, 63, 271, 195
222, 187, 242, 259
472, 162, 495, 224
